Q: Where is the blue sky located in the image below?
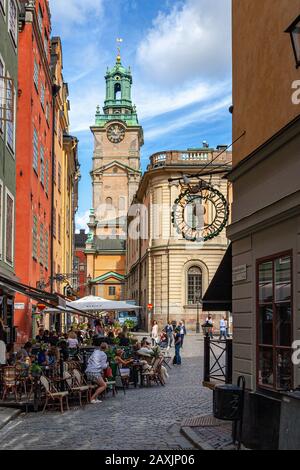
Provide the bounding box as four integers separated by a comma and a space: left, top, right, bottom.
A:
50, 0, 232, 231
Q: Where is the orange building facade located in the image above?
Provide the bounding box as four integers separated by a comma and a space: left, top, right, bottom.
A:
15, 0, 53, 342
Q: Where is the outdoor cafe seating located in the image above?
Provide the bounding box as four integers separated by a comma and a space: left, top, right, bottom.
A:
0, 339, 168, 414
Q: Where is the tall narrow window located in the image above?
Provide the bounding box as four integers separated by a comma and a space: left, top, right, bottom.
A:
44, 32, 48, 57
187, 266, 202, 304
32, 215, 38, 260
33, 59, 39, 90
0, 58, 4, 134
58, 163, 61, 192
58, 214, 61, 244
53, 207, 56, 238
44, 228, 48, 269
45, 159, 49, 195
6, 75, 15, 152
258, 254, 293, 392
8, 0, 17, 46
33, 127, 39, 172
53, 153, 56, 184
5, 189, 14, 265
40, 145, 44, 185
40, 83, 45, 108
38, 5, 43, 34
39, 223, 44, 265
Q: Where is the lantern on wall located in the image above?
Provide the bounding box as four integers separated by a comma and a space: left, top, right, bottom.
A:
286, 15, 300, 68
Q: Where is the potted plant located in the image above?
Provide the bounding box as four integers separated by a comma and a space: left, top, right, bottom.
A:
30, 363, 42, 378
150, 346, 161, 359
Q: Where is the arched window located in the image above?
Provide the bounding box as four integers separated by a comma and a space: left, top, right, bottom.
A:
187, 266, 202, 305
114, 82, 121, 100
106, 197, 112, 206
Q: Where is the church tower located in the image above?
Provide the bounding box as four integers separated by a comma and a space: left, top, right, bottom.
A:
86, 51, 143, 300
91, 51, 143, 237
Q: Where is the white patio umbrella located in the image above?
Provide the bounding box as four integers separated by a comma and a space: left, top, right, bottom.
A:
67, 295, 141, 312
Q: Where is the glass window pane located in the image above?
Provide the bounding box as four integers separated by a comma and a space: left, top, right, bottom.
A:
259, 306, 273, 345
276, 305, 292, 347
259, 262, 273, 303
275, 257, 291, 302
258, 348, 274, 387
276, 349, 292, 391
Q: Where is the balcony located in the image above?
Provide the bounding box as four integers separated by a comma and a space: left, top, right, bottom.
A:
148, 149, 232, 170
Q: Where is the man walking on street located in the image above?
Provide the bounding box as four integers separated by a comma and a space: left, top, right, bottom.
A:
165, 321, 174, 349
219, 317, 227, 341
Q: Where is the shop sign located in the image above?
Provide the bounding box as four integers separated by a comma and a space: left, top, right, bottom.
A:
233, 265, 247, 283
14, 303, 25, 310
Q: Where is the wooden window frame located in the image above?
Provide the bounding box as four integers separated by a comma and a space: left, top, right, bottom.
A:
256, 250, 294, 393
4, 187, 14, 266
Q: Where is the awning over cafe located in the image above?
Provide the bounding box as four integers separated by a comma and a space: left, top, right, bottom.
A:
0, 275, 98, 320
202, 243, 232, 312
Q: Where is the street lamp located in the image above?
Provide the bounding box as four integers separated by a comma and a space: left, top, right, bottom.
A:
195, 290, 201, 334
286, 15, 300, 68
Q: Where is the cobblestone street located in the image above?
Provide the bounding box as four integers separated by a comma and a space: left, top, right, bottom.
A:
0, 335, 212, 450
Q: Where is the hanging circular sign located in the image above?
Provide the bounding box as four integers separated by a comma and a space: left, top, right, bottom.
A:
171, 180, 229, 242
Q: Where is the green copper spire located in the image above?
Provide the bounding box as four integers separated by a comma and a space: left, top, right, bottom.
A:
94, 54, 140, 128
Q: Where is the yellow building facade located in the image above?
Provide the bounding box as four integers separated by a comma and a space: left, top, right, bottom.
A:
49, 37, 80, 331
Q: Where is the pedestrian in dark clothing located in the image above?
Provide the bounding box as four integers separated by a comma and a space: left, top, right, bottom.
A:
174, 328, 182, 365
179, 321, 187, 348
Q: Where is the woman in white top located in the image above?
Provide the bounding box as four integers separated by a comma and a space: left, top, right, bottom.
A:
151, 321, 159, 346
85, 341, 108, 403
67, 331, 79, 349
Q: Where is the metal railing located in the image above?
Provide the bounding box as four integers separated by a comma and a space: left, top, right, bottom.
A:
203, 337, 232, 385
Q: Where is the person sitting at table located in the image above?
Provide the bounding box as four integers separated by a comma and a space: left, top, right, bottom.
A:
48, 346, 59, 367
19, 342, 33, 366
49, 331, 59, 346
85, 340, 108, 404
6, 344, 15, 365
37, 346, 49, 366
138, 341, 153, 358
115, 349, 133, 368
94, 320, 105, 338
67, 331, 79, 350
115, 349, 133, 385
106, 331, 115, 345
59, 340, 69, 362
76, 330, 84, 345
42, 330, 51, 344
35, 328, 44, 343
118, 332, 130, 347
159, 331, 168, 349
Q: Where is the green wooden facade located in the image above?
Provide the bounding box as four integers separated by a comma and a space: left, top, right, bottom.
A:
0, 0, 19, 279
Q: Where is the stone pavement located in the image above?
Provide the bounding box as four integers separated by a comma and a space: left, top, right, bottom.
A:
0, 408, 21, 431
181, 415, 234, 450
0, 335, 213, 450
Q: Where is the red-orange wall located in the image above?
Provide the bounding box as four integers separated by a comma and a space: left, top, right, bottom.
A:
15, 0, 53, 342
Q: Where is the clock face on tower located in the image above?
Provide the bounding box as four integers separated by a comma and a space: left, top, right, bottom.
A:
107, 124, 125, 144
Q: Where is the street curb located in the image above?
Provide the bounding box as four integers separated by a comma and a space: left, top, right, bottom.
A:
180, 426, 215, 451
0, 408, 21, 432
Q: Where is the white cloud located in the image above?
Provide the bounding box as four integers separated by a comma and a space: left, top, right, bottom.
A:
75, 210, 90, 232
135, 79, 231, 121
136, 0, 231, 86
145, 95, 232, 140
50, 0, 103, 33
